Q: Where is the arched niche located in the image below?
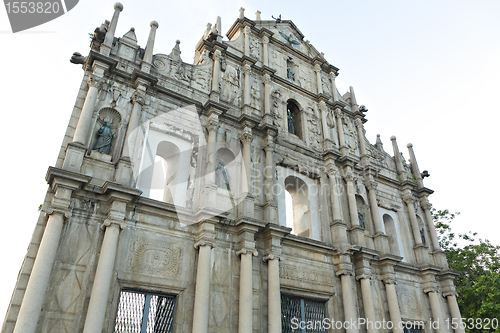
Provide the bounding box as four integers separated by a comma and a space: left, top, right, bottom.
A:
355, 195, 371, 233
383, 214, 401, 257
215, 147, 238, 192
416, 215, 431, 248
286, 99, 303, 139
89, 107, 124, 162
276, 166, 321, 241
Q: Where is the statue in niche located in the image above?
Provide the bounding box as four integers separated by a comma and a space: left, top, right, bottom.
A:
358, 210, 365, 229
420, 228, 426, 245
287, 66, 295, 81
92, 121, 115, 155
215, 160, 230, 190
287, 110, 296, 135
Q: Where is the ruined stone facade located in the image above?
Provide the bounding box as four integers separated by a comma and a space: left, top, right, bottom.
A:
2, 4, 464, 333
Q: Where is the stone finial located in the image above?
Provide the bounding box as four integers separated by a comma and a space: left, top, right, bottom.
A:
168, 40, 182, 62
114, 2, 123, 11
349, 86, 359, 112
239, 7, 245, 19
407, 143, 413, 148
101, 2, 124, 56
141, 19, 159, 73
390, 135, 396, 141
256, 10, 261, 20
150, 20, 159, 28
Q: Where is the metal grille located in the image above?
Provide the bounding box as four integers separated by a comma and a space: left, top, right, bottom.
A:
281, 295, 327, 333
114, 290, 176, 333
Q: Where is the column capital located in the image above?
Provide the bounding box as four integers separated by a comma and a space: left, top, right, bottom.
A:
131, 91, 146, 105
263, 73, 271, 84
419, 197, 432, 210
343, 167, 356, 182
87, 75, 105, 89
244, 25, 251, 34
314, 63, 321, 73
243, 63, 252, 74
237, 248, 259, 257
402, 194, 415, 205
262, 35, 269, 44
354, 118, 363, 128
45, 207, 72, 219
194, 240, 215, 250
356, 274, 373, 281
334, 107, 343, 118
318, 100, 327, 110
423, 286, 440, 294
383, 278, 398, 285
263, 254, 281, 262
206, 115, 219, 132
336, 268, 355, 277
442, 290, 458, 297
329, 71, 337, 80
214, 49, 223, 60
102, 218, 126, 230
240, 128, 253, 144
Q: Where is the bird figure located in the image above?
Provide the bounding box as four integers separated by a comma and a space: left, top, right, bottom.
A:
279, 31, 301, 47
272, 14, 282, 23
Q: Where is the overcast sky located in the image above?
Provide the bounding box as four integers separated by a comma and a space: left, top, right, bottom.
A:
1, 0, 499, 322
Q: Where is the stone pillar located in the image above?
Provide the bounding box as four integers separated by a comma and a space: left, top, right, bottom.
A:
240, 128, 253, 194
140, 21, 159, 73
425, 287, 446, 333
101, 2, 123, 57
192, 242, 213, 333
335, 108, 348, 156
205, 114, 219, 185
444, 292, 465, 333
265, 255, 281, 333
420, 198, 448, 267
330, 72, 339, 102
349, 86, 359, 112
403, 193, 428, 264
344, 167, 365, 246
243, 64, 251, 106
262, 36, 269, 66
338, 270, 358, 333
327, 163, 348, 245
264, 137, 273, 203
13, 211, 68, 333
121, 91, 145, 158
238, 252, 254, 333
314, 63, 322, 94
244, 26, 250, 57
357, 275, 378, 333
73, 75, 102, 146
390, 136, 405, 177
263, 73, 271, 114
355, 118, 367, 165
211, 49, 222, 101
13, 174, 80, 333
407, 143, 424, 188
319, 101, 331, 141
384, 279, 403, 333
366, 180, 390, 253
82, 221, 123, 333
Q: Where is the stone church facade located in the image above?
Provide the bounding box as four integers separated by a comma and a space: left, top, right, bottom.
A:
2, 4, 464, 333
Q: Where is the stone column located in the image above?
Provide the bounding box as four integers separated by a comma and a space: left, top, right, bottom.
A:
319, 101, 331, 141
338, 269, 358, 333
192, 242, 213, 333
384, 279, 403, 333
264, 137, 274, 204
121, 91, 145, 158
327, 163, 348, 244
355, 118, 367, 165
101, 2, 123, 57
244, 26, 250, 57
265, 255, 281, 333
82, 221, 123, 333
243, 64, 251, 106
263, 73, 271, 114
420, 198, 441, 252
240, 128, 253, 193
13, 211, 68, 333
357, 275, 378, 333
335, 108, 348, 156
140, 21, 159, 73
211, 49, 222, 101
73, 75, 102, 146
262, 36, 269, 66
444, 292, 465, 333
390, 136, 405, 177
314, 63, 322, 94
205, 114, 219, 185
366, 180, 390, 253
330, 72, 339, 102
425, 287, 446, 333
344, 167, 365, 246
407, 143, 424, 188
238, 252, 253, 333
403, 193, 429, 264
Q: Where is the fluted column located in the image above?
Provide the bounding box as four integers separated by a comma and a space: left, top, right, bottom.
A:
263, 73, 271, 114
211, 49, 222, 101
355, 118, 367, 165
243, 64, 251, 106
141, 21, 159, 73
13, 210, 69, 333
83, 220, 123, 333
264, 255, 281, 333
314, 64, 322, 94
425, 287, 446, 333
357, 275, 377, 333
73, 75, 102, 146
335, 108, 348, 156
192, 241, 213, 333
384, 279, 403, 333
330, 72, 339, 102
101, 3, 123, 57
444, 292, 465, 333
262, 36, 269, 66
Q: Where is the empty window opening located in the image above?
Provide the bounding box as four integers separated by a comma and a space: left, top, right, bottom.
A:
285, 176, 311, 238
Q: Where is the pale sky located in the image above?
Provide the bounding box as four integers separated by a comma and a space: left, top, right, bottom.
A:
1, 0, 499, 322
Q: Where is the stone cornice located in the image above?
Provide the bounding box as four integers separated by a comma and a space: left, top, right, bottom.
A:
85, 50, 118, 72
282, 234, 336, 255
131, 69, 158, 87
45, 166, 92, 191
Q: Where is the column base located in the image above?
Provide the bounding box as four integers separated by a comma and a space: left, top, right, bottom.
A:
414, 244, 430, 264
374, 233, 390, 253
62, 142, 87, 173
330, 220, 349, 245
238, 194, 255, 218
432, 249, 448, 268
114, 157, 133, 186
323, 139, 335, 151
263, 201, 278, 223
262, 113, 274, 127
350, 226, 366, 247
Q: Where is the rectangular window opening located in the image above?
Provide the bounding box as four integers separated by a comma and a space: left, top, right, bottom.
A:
281, 294, 327, 333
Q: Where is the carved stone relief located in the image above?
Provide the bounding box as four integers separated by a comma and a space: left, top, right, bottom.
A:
220, 65, 241, 106
126, 238, 183, 277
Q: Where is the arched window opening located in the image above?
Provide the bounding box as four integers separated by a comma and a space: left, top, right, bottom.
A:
148, 141, 181, 204
284, 176, 311, 238
383, 214, 400, 256
286, 100, 302, 139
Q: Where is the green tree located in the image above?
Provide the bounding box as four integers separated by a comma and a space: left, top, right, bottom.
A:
433, 209, 500, 332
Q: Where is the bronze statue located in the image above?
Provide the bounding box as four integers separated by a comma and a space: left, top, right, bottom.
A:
287, 110, 296, 135
358, 211, 365, 229
420, 228, 426, 245
92, 121, 115, 155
